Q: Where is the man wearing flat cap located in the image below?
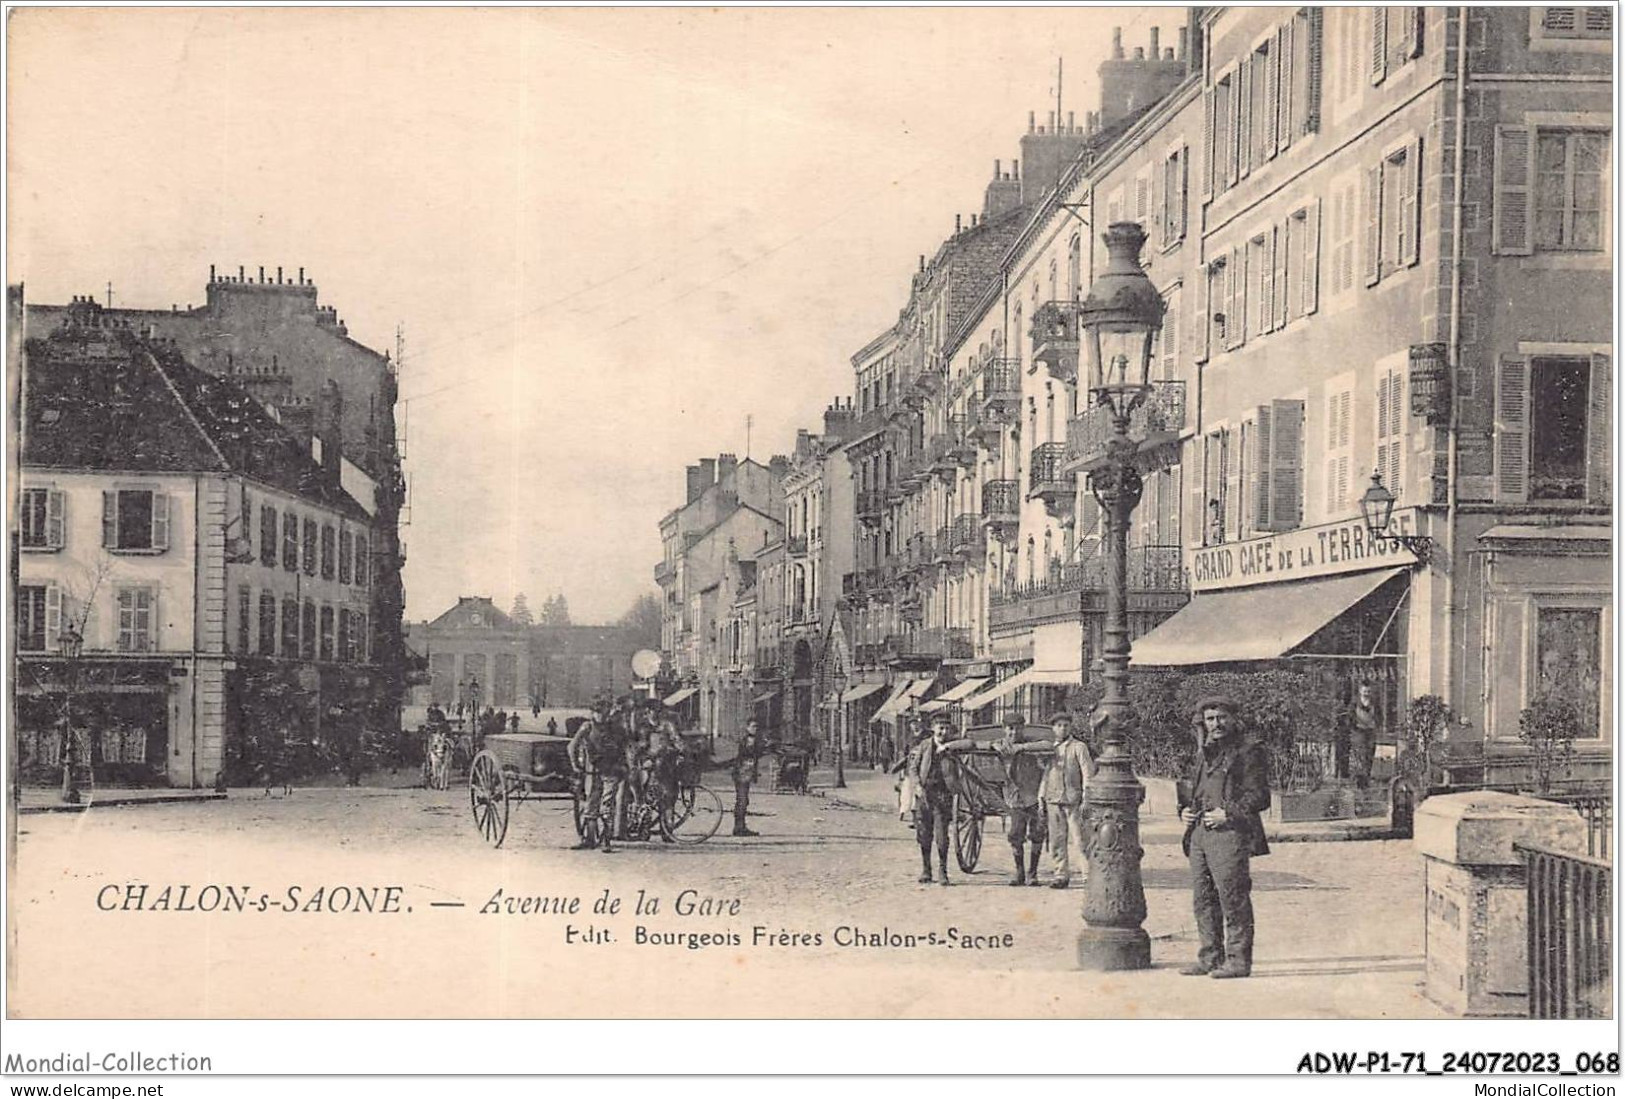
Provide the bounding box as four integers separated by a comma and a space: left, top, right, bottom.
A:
1179, 696, 1271, 978
912, 712, 969, 885
994, 712, 1048, 886
1039, 711, 1095, 889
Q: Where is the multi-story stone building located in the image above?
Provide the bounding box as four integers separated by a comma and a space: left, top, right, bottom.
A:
18, 322, 376, 787
25, 270, 408, 745
1117, 6, 1611, 789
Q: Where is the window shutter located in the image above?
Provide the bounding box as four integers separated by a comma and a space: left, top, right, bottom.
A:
117, 589, 132, 653
151, 493, 171, 552
45, 584, 62, 649
1587, 352, 1611, 504
1270, 399, 1305, 529
1324, 394, 1341, 513
46, 490, 65, 549
1304, 197, 1322, 314
1494, 355, 1530, 501
1253, 405, 1274, 531
1197, 262, 1212, 364
1223, 428, 1241, 542
147, 589, 159, 653
1277, 22, 1293, 154
1227, 247, 1242, 350
1400, 7, 1423, 60
1492, 125, 1535, 256
1370, 4, 1388, 84
1178, 146, 1189, 237
1151, 164, 1164, 248
1376, 372, 1393, 485
1237, 56, 1253, 178
1160, 289, 1178, 380
1273, 223, 1290, 330
1362, 163, 1383, 286
102, 490, 116, 548
1304, 8, 1323, 133
1263, 39, 1279, 161
1202, 88, 1216, 202
1401, 137, 1423, 267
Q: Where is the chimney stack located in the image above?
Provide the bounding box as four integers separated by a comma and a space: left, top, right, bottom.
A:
685, 464, 705, 503
1112, 26, 1124, 58
717, 453, 739, 486
955, 214, 962, 233
1179, 26, 1189, 62
316, 379, 343, 482
1150, 26, 1159, 58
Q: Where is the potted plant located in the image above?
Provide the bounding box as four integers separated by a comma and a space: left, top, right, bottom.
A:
1518, 692, 1584, 795
1403, 694, 1456, 789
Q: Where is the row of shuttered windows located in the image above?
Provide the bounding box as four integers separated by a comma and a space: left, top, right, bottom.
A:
236, 587, 369, 664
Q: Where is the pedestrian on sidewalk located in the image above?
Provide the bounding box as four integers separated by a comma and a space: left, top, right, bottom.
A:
994, 712, 1048, 886
1179, 696, 1271, 980
1040, 711, 1094, 889
730, 720, 763, 837
913, 713, 967, 886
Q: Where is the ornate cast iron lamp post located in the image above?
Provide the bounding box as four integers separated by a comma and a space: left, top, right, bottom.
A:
1076, 222, 1165, 971
58, 625, 84, 804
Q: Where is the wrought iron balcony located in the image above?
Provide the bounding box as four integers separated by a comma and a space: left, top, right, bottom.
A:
979, 358, 1022, 422
654, 560, 675, 583
1028, 441, 1073, 521
987, 546, 1188, 631
981, 478, 1021, 533
934, 525, 954, 564
928, 432, 957, 476
899, 593, 923, 624
950, 409, 984, 464
787, 534, 809, 557
951, 513, 982, 558
1064, 381, 1188, 474
914, 626, 974, 661
856, 489, 887, 525
1030, 300, 1081, 384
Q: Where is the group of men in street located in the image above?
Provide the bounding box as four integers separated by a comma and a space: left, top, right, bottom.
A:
566, 700, 685, 852
899, 709, 1097, 888
898, 695, 1270, 979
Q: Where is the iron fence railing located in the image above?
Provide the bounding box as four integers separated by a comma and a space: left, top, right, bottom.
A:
1517, 843, 1612, 1019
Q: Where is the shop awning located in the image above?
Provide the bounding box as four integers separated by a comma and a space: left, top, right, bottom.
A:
662, 687, 697, 707
839, 681, 888, 704
917, 678, 989, 713
1130, 567, 1406, 667
871, 680, 918, 723
753, 690, 781, 705
960, 670, 1033, 711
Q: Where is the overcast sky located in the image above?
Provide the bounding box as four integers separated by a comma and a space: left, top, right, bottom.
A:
8, 6, 1184, 624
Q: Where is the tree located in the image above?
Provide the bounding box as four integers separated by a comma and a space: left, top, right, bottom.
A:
1519, 692, 1584, 794
510, 593, 534, 627
539, 594, 571, 626
617, 592, 661, 649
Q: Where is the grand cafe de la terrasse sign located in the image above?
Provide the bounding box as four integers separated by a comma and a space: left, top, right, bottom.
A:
1187, 508, 1420, 594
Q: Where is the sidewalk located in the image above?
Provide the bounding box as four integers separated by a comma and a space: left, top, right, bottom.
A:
16, 785, 227, 813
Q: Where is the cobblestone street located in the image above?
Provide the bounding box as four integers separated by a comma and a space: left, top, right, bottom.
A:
10, 768, 1440, 1021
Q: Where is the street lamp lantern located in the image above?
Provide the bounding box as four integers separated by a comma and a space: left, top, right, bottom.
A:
1076, 222, 1162, 972
1080, 222, 1165, 419
1359, 472, 1432, 562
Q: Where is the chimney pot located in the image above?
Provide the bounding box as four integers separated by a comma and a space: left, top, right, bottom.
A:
1028, 111, 1036, 132
299, 266, 305, 283
238, 265, 245, 281
209, 264, 216, 281
1112, 26, 1123, 57
1067, 110, 1075, 131
1150, 26, 1160, 57
994, 158, 1001, 178
1134, 46, 1145, 60
259, 266, 265, 283
1165, 47, 1175, 60
1179, 26, 1189, 61
1013, 159, 1020, 177
955, 214, 962, 232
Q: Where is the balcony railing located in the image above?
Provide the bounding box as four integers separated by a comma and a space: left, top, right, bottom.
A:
912, 626, 974, 661
1030, 300, 1081, 384
987, 546, 1189, 630
982, 479, 1021, 528
856, 489, 887, 524
787, 534, 808, 557
1518, 842, 1612, 1019
1064, 381, 1188, 473
951, 513, 982, 557
1029, 441, 1070, 496
952, 408, 985, 462
935, 525, 954, 564
979, 358, 1022, 415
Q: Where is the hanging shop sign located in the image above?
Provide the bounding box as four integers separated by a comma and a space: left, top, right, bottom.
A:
1188, 509, 1420, 593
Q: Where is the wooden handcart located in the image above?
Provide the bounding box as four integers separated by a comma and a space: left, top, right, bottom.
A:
939, 726, 1055, 873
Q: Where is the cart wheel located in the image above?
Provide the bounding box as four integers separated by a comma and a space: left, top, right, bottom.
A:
664, 784, 724, 845
953, 795, 983, 873
469, 751, 510, 848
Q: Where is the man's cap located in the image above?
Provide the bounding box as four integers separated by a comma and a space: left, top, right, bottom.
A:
929, 712, 955, 728
1049, 711, 1075, 725
1195, 695, 1241, 715
1000, 712, 1023, 727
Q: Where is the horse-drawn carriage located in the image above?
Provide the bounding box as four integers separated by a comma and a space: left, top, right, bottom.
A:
467, 731, 724, 848
937, 724, 1055, 873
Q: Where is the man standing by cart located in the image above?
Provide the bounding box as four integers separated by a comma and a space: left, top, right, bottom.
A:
1040, 711, 1095, 890
568, 707, 628, 853
994, 712, 1049, 887
730, 719, 764, 837
913, 713, 963, 886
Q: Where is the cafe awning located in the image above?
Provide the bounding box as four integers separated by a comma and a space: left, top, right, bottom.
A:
1130, 567, 1406, 667
917, 678, 989, 713
960, 670, 1033, 711
872, 679, 919, 723
839, 681, 888, 704
753, 690, 781, 705
662, 687, 697, 707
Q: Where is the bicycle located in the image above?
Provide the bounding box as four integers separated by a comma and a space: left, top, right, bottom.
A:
570, 775, 725, 846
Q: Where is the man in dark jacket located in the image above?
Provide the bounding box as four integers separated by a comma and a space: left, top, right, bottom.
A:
730, 720, 764, 837
1178, 696, 1271, 979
